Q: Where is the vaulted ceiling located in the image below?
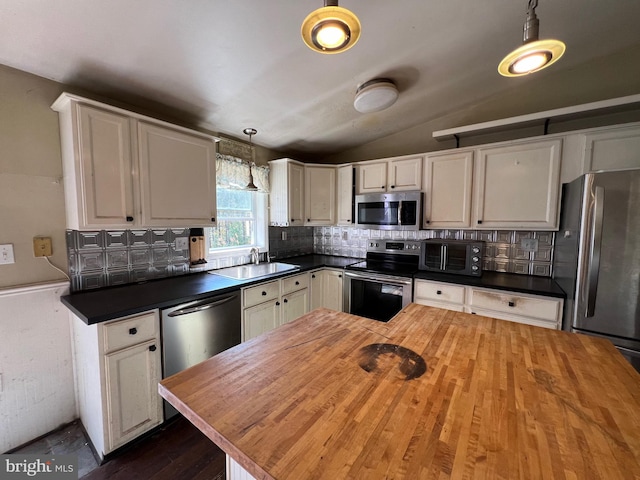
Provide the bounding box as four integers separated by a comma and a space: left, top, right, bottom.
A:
1, 0, 639, 161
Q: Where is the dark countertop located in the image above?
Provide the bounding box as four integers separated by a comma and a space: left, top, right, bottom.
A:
62, 254, 564, 325
414, 270, 566, 298
61, 255, 362, 325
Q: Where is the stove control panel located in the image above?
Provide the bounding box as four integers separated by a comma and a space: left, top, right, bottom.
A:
367, 240, 422, 255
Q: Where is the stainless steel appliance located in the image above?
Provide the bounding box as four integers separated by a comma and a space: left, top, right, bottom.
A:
419, 239, 484, 276
553, 169, 640, 371
344, 240, 421, 322
161, 291, 241, 418
354, 191, 423, 230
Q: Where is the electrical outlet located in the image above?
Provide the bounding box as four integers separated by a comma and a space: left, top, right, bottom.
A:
521, 238, 539, 252
33, 237, 53, 257
0, 244, 15, 264
175, 237, 189, 250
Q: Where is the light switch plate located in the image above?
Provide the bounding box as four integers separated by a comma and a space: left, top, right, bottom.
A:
0, 244, 15, 264
521, 238, 539, 252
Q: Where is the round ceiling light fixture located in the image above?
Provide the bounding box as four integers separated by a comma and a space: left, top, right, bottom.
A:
498, 0, 565, 77
354, 79, 399, 114
301, 1, 361, 54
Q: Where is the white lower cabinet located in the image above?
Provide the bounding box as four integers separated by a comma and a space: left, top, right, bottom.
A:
414, 279, 563, 329
241, 272, 310, 342
310, 268, 344, 311
71, 310, 163, 459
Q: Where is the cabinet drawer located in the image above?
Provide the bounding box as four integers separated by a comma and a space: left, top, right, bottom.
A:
468, 307, 558, 330
103, 311, 158, 353
281, 272, 309, 295
414, 298, 465, 312
467, 288, 561, 322
243, 280, 279, 308
414, 280, 465, 305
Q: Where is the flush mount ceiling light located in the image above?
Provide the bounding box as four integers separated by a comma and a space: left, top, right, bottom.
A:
498, 0, 566, 77
243, 128, 258, 191
301, 0, 361, 54
354, 79, 399, 113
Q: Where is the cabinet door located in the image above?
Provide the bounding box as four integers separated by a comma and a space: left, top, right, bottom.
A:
305, 166, 336, 225
309, 270, 324, 311
138, 122, 217, 227
423, 151, 473, 228
582, 125, 640, 172
322, 270, 344, 311
104, 339, 162, 451
76, 105, 135, 229
474, 139, 561, 230
288, 162, 305, 225
336, 165, 354, 226
281, 288, 309, 325
388, 156, 423, 191
243, 300, 279, 341
356, 162, 387, 194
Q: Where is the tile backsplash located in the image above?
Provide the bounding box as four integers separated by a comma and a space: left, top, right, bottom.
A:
68, 226, 554, 292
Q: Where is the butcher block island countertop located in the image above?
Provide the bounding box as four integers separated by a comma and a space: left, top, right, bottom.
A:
159, 304, 640, 479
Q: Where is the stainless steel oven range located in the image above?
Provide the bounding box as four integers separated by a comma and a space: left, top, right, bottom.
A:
344, 240, 421, 322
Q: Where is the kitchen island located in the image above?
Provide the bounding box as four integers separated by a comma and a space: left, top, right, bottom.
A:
159, 304, 640, 479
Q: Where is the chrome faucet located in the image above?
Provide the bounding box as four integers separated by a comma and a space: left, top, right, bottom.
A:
250, 247, 259, 265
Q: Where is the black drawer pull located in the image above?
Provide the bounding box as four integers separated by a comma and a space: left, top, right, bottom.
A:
338, 274, 342, 278
477, 220, 483, 224
262, 291, 267, 296
275, 301, 280, 306
129, 328, 137, 335
283, 298, 288, 303
390, 185, 395, 189
425, 220, 430, 224
295, 281, 299, 285
149, 345, 157, 352
126, 216, 134, 222
436, 290, 442, 295
508, 301, 515, 307
211, 217, 216, 222
312, 274, 316, 278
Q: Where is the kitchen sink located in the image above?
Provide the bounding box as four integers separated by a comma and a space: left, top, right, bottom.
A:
210, 262, 299, 280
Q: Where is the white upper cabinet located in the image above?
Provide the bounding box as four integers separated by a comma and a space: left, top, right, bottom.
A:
336, 165, 354, 226
269, 158, 305, 226
51, 93, 218, 230
304, 165, 336, 225
580, 124, 640, 172
473, 138, 562, 230
137, 122, 216, 227
355, 155, 423, 194
423, 150, 474, 228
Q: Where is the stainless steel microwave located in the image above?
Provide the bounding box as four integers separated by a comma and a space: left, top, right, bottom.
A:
354, 191, 423, 230
419, 239, 484, 276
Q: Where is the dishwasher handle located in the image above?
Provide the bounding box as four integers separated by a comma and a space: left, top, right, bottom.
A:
167, 294, 238, 317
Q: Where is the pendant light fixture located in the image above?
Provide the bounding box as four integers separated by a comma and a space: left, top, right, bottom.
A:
243, 128, 258, 191
498, 0, 566, 77
301, 0, 361, 54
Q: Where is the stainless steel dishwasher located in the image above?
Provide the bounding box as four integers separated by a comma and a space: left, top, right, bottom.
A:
161, 291, 241, 419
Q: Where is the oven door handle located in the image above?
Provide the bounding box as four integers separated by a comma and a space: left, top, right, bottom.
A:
344, 271, 412, 286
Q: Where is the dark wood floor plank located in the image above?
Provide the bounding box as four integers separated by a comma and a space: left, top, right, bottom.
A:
81, 416, 225, 480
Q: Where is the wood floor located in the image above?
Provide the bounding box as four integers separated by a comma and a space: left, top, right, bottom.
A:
82, 416, 226, 480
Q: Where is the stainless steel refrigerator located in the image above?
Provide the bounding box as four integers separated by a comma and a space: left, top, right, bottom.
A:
553, 169, 640, 372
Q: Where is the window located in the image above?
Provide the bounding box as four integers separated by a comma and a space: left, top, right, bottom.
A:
207, 188, 268, 255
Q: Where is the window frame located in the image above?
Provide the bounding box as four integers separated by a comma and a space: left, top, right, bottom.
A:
205, 189, 269, 260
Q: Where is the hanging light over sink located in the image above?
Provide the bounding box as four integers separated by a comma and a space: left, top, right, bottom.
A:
243, 128, 258, 191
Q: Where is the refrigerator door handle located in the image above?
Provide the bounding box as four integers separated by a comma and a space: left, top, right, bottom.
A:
585, 185, 604, 317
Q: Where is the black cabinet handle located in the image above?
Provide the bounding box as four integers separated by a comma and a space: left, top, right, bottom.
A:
149, 345, 157, 352
471, 312, 476, 315
436, 290, 442, 295
347, 220, 351, 223
129, 328, 137, 335
425, 220, 430, 224
126, 216, 134, 222
477, 220, 483, 224
291, 218, 294, 222
295, 281, 299, 285
508, 301, 515, 307
312, 274, 316, 278
283, 298, 288, 303
381, 186, 385, 189
338, 274, 342, 278
307, 218, 310, 222
390, 185, 395, 189
262, 291, 267, 296
211, 217, 216, 222
275, 301, 280, 306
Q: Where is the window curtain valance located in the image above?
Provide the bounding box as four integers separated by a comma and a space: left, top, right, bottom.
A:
215, 153, 269, 193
